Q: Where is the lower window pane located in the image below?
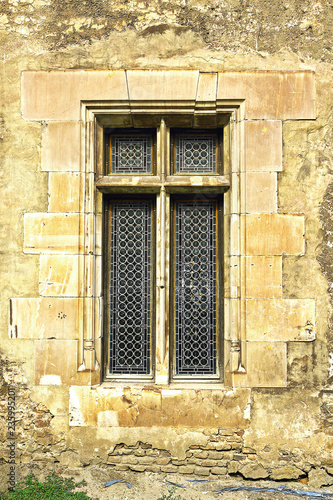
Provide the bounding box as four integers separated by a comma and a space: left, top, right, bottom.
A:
109, 200, 152, 375
175, 200, 217, 375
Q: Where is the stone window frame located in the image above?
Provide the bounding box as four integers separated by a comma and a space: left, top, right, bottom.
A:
80, 96, 246, 386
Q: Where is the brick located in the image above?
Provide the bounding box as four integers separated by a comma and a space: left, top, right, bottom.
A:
137, 456, 155, 465
215, 443, 232, 451
202, 460, 217, 467
217, 71, 316, 119
160, 465, 178, 473
129, 465, 146, 472
48, 173, 84, 212
125, 456, 138, 464
245, 120, 282, 172
243, 214, 304, 255
243, 172, 277, 213
114, 465, 129, 471
208, 451, 224, 460
178, 465, 195, 474
146, 465, 161, 473
194, 466, 211, 476
246, 299, 316, 341
22, 71, 128, 120
156, 457, 171, 465
107, 457, 121, 464
41, 122, 81, 172
211, 467, 227, 475
192, 450, 208, 459
127, 70, 198, 102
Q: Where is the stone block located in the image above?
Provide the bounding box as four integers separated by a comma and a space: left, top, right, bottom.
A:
69, 386, 162, 427
24, 213, 83, 254
245, 120, 282, 172
34, 340, 91, 386
39, 255, 101, 297
9, 297, 80, 339
48, 173, 84, 212
246, 299, 315, 341
217, 71, 316, 119
227, 256, 282, 299
127, 70, 199, 101
270, 465, 304, 480
244, 214, 304, 255
41, 122, 81, 172
239, 462, 269, 479
196, 72, 217, 102
243, 172, 277, 213
160, 388, 251, 428
211, 466, 227, 475
22, 71, 128, 120
235, 342, 287, 387
245, 256, 282, 298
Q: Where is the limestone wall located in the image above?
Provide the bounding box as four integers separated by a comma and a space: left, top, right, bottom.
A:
1, 0, 333, 487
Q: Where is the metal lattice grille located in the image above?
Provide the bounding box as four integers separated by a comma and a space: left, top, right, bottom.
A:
175, 201, 217, 375
176, 136, 217, 173
109, 201, 152, 375
111, 136, 152, 173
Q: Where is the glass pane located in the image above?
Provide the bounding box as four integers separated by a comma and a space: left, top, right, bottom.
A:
111, 136, 152, 173
110, 201, 152, 375
175, 200, 217, 375
176, 135, 217, 173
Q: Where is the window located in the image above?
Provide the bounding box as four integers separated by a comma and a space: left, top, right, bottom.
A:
100, 119, 229, 383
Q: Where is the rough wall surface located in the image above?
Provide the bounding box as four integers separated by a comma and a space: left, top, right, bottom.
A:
1, 0, 333, 490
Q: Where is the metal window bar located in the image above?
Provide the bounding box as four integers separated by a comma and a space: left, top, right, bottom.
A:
109, 200, 152, 375
174, 200, 217, 375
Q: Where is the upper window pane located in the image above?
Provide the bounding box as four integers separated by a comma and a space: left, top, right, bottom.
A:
110, 135, 152, 174
175, 134, 217, 173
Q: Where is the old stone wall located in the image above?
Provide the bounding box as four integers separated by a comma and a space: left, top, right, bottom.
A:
1, 0, 333, 489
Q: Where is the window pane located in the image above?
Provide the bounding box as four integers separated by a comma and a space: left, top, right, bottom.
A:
176, 135, 217, 173
109, 201, 152, 375
175, 200, 217, 375
111, 136, 152, 173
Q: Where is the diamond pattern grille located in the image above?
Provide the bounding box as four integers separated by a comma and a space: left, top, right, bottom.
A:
175, 200, 217, 375
176, 136, 217, 173
109, 201, 152, 375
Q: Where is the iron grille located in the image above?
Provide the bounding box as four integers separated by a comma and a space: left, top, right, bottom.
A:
175, 200, 217, 375
109, 201, 152, 375
111, 136, 152, 173
175, 135, 217, 173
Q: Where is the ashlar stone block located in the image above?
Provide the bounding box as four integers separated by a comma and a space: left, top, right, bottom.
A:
41, 122, 81, 172
24, 213, 83, 254
244, 214, 304, 255
217, 71, 316, 119
246, 299, 316, 341
48, 172, 84, 212
22, 71, 128, 120
245, 120, 282, 172
234, 342, 287, 387
243, 172, 277, 213
9, 297, 80, 339
34, 339, 92, 386
127, 70, 199, 102
39, 255, 101, 297
244, 256, 282, 298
